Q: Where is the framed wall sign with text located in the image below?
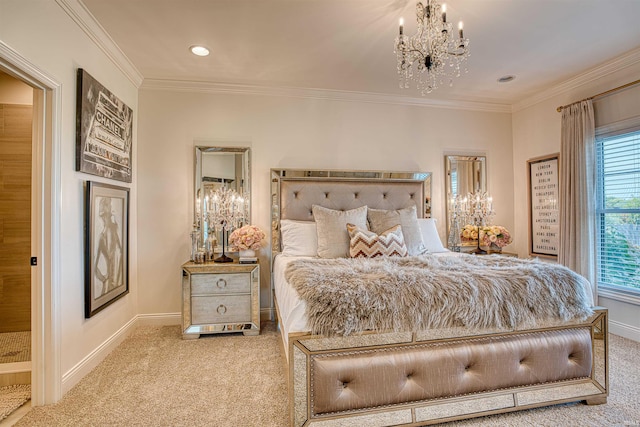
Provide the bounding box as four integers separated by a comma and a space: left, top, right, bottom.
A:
527, 153, 559, 258
76, 69, 133, 183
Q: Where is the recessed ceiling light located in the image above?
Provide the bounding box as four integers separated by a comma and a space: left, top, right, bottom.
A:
190, 45, 210, 57
497, 75, 515, 83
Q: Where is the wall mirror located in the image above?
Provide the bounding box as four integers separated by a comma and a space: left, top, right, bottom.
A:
194, 146, 251, 249
444, 155, 486, 240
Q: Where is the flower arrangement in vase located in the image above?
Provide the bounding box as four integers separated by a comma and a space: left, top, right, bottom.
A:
461, 224, 512, 252
229, 225, 266, 258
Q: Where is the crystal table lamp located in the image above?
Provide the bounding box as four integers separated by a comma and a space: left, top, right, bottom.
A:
207, 187, 247, 263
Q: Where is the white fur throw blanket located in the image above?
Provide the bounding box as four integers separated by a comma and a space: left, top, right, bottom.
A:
284, 255, 594, 336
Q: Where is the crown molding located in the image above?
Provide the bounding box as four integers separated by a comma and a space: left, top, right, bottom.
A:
56, 0, 144, 88
141, 79, 512, 113
512, 46, 640, 113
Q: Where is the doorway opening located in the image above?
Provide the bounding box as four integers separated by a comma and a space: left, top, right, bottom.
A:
0, 42, 62, 411
0, 68, 33, 420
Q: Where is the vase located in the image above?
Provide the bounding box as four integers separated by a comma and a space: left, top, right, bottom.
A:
489, 243, 502, 253
239, 249, 256, 258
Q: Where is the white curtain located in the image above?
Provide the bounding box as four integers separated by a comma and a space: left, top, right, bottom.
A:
559, 100, 597, 303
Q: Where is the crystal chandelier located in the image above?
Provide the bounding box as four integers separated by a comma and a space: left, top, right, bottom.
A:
394, 1, 470, 95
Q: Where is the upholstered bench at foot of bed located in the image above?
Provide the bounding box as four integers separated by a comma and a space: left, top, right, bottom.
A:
310, 328, 592, 416
288, 309, 609, 427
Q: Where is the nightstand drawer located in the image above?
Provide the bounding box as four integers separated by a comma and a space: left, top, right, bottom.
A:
191, 273, 250, 295
191, 295, 251, 324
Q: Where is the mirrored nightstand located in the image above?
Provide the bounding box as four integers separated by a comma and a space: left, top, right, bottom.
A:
181, 261, 260, 339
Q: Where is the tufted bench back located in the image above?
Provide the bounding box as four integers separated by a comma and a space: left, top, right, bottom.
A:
310, 328, 593, 415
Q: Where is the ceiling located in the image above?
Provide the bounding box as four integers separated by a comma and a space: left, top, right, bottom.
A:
81, 0, 640, 107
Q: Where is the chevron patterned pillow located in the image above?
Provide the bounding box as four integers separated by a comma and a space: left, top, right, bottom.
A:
347, 224, 408, 258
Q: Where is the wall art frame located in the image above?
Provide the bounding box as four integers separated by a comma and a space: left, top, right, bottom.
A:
85, 181, 129, 318
527, 153, 559, 258
76, 68, 133, 183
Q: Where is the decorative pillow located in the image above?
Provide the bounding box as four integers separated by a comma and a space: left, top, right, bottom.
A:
280, 220, 318, 257
312, 205, 368, 258
417, 218, 448, 253
347, 224, 408, 258
367, 205, 426, 256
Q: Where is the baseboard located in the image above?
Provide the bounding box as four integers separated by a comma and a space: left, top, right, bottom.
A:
0, 370, 31, 387
61, 316, 138, 395
137, 311, 272, 326
0, 361, 31, 374
609, 319, 640, 342
136, 310, 274, 325
136, 312, 181, 327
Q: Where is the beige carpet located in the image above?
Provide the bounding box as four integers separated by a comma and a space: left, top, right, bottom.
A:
14, 324, 640, 426
0, 384, 31, 422
0, 332, 31, 364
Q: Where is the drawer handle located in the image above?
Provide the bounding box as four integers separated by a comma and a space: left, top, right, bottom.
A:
216, 278, 227, 289
217, 304, 227, 315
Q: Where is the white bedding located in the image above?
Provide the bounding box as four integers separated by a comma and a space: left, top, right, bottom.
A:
273, 254, 312, 339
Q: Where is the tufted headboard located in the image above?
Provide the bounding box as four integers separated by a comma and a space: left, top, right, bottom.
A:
280, 180, 425, 220
270, 169, 431, 252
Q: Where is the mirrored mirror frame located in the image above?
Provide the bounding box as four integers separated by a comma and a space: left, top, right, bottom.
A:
194, 146, 251, 250
444, 155, 487, 243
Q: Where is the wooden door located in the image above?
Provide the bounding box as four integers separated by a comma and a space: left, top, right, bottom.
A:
0, 103, 32, 332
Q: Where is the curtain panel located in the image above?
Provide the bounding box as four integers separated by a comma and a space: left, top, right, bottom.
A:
559, 100, 597, 303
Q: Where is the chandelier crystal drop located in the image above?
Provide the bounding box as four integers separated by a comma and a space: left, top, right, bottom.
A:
394, 0, 470, 95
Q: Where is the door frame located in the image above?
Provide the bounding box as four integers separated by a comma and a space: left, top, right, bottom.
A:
0, 40, 62, 405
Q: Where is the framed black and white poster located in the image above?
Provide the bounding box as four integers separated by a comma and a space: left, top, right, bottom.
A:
76, 69, 133, 183
527, 153, 559, 258
85, 181, 129, 318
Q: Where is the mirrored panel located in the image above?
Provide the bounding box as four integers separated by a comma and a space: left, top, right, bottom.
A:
445, 155, 486, 242
592, 313, 608, 391
195, 146, 250, 251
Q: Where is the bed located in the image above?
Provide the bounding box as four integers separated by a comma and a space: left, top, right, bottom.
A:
269, 169, 608, 427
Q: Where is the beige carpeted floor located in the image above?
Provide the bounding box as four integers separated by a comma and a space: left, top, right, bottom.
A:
0, 385, 31, 422
13, 323, 640, 427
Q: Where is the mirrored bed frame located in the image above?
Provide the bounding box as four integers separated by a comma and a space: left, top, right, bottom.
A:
270, 169, 608, 427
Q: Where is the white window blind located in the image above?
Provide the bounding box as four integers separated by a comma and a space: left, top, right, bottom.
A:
596, 130, 640, 293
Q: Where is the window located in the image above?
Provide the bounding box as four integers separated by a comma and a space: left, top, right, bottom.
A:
596, 129, 640, 296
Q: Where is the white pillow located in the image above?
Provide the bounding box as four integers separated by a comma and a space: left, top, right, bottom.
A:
280, 220, 318, 257
417, 218, 448, 253
312, 205, 368, 258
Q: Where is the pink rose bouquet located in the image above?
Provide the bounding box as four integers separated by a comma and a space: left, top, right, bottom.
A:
229, 225, 266, 251
461, 224, 513, 248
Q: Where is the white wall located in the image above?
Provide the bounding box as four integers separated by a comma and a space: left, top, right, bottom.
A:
137, 90, 513, 315
512, 61, 640, 341
0, 0, 139, 392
